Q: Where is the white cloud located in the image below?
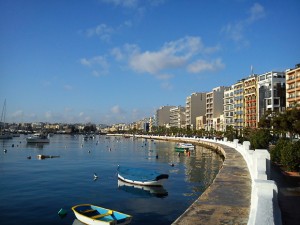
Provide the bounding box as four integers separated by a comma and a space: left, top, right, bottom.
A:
12, 110, 24, 119
80, 56, 109, 76
111, 105, 125, 114
111, 47, 124, 61
85, 23, 114, 41
222, 3, 265, 45
187, 58, 225, 73
100, 0, 138, 8
129, 36, 202, 74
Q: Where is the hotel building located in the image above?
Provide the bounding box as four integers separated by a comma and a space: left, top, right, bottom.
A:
286, 64, 300, 109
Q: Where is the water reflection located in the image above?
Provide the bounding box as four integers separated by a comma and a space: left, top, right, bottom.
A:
117, 180, 168, 198
26, 142, 49, 149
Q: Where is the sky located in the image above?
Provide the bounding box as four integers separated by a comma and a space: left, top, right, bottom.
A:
1, 0, 299, 125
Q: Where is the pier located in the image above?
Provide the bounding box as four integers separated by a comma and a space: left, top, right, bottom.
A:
136, 135, 281, 225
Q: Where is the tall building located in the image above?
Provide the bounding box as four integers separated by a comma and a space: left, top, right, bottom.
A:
244, 75, 257, 128
257, 71, 286, 121
156, 106, 174, 127
286, 63, 300, 109
233, 79, 244, 132
170, 106, 186, 128
206, 86, 225, 131
223, 85, 235, 129
185, 92, 206, 129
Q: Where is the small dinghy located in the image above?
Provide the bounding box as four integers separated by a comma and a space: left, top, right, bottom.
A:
117, 165, 169, 186
72, 204, 132, 225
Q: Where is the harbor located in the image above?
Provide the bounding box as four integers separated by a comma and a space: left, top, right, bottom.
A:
0, 134, 223, 225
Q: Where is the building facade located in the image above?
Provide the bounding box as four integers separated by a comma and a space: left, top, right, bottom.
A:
244, 75, 257, 128
257, 71, 286, 121
286, 64, 300, 109
206, 86, 225, 131
170, 106, 186, 128
223, 85, 235, 129
185, 92, 206, 129
156, 106, 174, 127
233, 80, 244, 132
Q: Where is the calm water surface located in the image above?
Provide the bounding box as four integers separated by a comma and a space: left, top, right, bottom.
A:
0, 134, 223, 225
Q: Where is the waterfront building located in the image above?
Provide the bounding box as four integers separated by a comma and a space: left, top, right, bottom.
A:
223, 85, 235, 129
170, 106, 186, 128
286, 63, 300, 109
156, 106, 175, 127
257, 71, 286, 121
244, 75, 258, 128
195, 115, 206, 130
185, 92, 206, 130
233, 79, 245, 132
206, 86, 225, 131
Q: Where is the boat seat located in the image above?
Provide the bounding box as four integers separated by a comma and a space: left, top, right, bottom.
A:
91, 210, 113, 219
82, 209, 97, 213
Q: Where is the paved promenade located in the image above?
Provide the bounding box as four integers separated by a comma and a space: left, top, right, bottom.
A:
172, 142, 252, 225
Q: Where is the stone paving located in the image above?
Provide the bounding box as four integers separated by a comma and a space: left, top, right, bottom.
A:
172, 143, 252, 225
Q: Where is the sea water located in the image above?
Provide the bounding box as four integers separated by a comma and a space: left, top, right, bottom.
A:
0, 134, 223, 225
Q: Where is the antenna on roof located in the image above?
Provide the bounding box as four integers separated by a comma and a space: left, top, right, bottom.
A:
251, 65, 254, 75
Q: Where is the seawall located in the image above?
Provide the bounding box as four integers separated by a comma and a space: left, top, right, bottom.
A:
134, 135, 281, 225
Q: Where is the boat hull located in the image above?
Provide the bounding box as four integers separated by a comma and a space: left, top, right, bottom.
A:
117, 166, 168, 187
72, 204, 132, 225
26, 138, 50, 143
117, 173, 166, 186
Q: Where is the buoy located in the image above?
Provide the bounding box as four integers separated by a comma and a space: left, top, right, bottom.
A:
58, 208, 67, 218
4, 149, 7, 153
94, 173, 98, 180
88, 150, 91, 153
27, 156, 31, 159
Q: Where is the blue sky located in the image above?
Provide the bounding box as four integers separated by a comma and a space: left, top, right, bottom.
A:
1, 0, 299, 125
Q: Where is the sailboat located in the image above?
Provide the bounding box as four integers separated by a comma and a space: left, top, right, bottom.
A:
0, 99, 12, 139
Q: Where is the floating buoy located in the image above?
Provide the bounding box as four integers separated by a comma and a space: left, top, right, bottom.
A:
4, 149, 7, 153
27, 156, 31, 159
88, 150, 91, 153
58, 208, 67, 218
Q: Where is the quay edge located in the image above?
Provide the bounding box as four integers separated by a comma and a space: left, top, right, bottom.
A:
134, 135, 281, 225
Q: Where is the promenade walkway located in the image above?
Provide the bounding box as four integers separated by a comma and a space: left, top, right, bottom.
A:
172, 143, 251, 225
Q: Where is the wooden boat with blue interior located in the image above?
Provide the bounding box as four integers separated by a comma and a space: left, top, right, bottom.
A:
71, 204, 132, 225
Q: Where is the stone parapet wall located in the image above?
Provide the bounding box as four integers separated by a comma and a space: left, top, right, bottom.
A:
134, 135, 281, 225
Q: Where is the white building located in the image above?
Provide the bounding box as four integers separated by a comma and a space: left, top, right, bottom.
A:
257, 71, 286, 121
206, 86, 225, 131
223, 85, 235, 129
170, 106, 186, 128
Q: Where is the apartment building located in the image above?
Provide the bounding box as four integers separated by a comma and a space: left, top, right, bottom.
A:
185, 92, 206, 129
233, 80, 244, 132
206, 86, 225, 131
257, 71, 286, 121
223, 85, 235, 129
156, 106, 175, 127
170, 106, 186, 128
244, 75, 257, 128
286, 64, 300, 109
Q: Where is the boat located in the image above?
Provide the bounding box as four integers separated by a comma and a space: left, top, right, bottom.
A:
174, 143, 195, 152
118, 180, 168, 198
26, 133, 50, 143
117, 165, 169, 186
0, 99, 12, 139
71, 204, 132, 225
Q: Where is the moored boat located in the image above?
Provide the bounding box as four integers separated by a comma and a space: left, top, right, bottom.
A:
177, 143, 195, 150
71, 204, 132, 225
26, 133, 50, 143
117, 165, 169, 186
